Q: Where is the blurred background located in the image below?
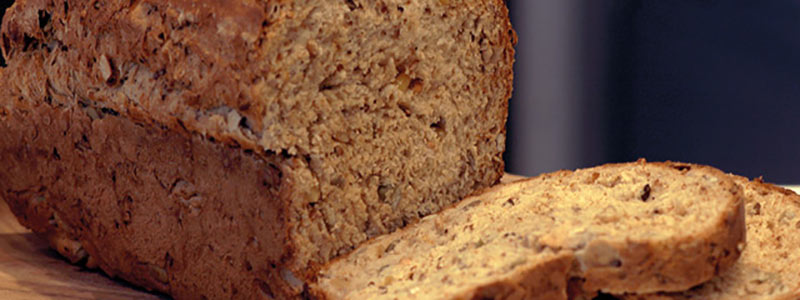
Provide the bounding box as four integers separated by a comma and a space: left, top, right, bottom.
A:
505, 0, 800, 183
1, 1, 797, 183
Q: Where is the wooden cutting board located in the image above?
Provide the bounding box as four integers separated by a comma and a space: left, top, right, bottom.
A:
0, 174, 527, 299
0, 199, 165, 299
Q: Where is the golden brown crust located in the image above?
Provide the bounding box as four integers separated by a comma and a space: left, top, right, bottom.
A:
2, 0, 512, 248
488, 0, 517, 185
0, 99, 294, 299
1, 0, 515, 158
1, 0, 515, 299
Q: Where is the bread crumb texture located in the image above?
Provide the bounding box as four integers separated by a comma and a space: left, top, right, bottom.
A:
314, 161, 746, 300
0, 0, 515, 298
625, 177, 800, 300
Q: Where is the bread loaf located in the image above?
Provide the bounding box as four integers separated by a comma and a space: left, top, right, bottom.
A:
312, 161, 747, 299
622, 177, 800, 300
0, 0, 515, 298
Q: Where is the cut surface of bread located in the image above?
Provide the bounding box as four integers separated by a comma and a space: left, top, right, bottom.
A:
623, 177, 800, 300
0, 0, 514, 298
313, 161, 747, 299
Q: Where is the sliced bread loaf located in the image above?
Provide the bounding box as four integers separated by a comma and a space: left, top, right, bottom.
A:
622, 177, 800, 300
312, 161, 747, 299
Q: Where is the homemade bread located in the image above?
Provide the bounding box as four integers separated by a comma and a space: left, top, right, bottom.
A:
312, 161, 747, 299
0, 0, 515, 298
622, 177, 800, 300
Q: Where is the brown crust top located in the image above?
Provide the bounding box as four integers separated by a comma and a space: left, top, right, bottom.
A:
1, 0, 516, 156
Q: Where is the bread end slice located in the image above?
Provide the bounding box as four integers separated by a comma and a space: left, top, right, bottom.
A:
576, 161, 746, 295
621, 176, 800, 300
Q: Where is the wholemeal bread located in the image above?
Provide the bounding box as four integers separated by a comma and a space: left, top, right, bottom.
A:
0, 0, 515, 298
622, 177, 800, 300
312, 161, 747, 299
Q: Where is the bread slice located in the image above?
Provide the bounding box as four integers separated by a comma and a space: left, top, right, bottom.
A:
0, 0, 514, 298
621, 177, 800, 300
312, 161, 747, 299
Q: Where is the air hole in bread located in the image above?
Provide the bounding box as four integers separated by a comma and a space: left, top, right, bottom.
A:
22, 34, 39, 52
75, 134, 91, 151
397, 101, 411, 117
408, 78, 423, 92
378, 184, 391, 203
165, 252, 174, 267
610, 259, 622, 267
238, 116, 250, 130
430, 118, 444, 131
38, 10, 51, 30
101, 107, 119, 116
673, 165, 691, 172
254, 279, 275, 298
344, 0, 358, 11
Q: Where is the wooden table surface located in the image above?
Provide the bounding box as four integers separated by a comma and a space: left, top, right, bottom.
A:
0, 174, 793, 299
0, 199, 165, 299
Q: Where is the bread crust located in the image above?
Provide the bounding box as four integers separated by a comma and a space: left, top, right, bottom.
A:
0, 98, 307, 299
312, 161, 747, 299
1, 0, 516, 161
1, 0, 514, 298
620, 176, 800, 300
579, 161, 746, 294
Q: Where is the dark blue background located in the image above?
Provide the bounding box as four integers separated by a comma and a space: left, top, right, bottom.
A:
603, 0, 800, 183
504, 0, 800, 183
